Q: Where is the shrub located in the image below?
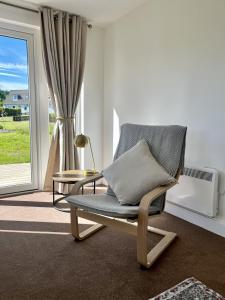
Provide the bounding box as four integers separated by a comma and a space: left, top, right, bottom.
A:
49, 113, 56, 123
0, 124, 3, 130
13, 115, 30, 121
0, 107, 21, 116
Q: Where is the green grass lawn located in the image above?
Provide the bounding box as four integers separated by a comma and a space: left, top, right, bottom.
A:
0, 116, 54, 165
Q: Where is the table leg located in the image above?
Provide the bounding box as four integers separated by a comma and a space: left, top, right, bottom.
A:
53, 180, 55, 206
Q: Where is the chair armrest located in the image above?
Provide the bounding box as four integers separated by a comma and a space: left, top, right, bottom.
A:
70, 173, 103, 195
139, 181, 177, 213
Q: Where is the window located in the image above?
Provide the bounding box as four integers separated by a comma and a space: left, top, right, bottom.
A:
0, 24, 38, 195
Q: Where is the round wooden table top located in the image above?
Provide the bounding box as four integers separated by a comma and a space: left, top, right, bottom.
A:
52, 170, 99, 183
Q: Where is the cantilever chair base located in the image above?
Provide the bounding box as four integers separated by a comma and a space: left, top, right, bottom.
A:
70, 201, 177, 268
146, 226, 176, 268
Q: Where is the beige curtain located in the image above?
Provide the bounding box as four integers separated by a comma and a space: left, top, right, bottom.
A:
40, 7, 87, 193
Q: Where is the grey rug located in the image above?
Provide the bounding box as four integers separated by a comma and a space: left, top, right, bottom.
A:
150, 277, 225, 300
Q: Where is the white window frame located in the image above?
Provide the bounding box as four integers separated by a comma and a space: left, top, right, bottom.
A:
0, 20, 49, 193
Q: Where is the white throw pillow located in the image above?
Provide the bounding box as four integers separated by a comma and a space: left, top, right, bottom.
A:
102, 140, 176, 205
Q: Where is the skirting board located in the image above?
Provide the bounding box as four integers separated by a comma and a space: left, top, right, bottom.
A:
165, 202, 225, 238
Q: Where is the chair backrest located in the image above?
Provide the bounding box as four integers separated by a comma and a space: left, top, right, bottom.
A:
107, 123, 187, 212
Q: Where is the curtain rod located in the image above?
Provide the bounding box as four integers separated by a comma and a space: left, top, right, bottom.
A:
0, 1, 92, 28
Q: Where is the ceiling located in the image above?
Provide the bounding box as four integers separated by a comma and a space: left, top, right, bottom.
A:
17, 0, 149, 25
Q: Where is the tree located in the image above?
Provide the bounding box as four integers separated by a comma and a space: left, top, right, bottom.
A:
0, 89, 9, 107
0, 90, 9, 122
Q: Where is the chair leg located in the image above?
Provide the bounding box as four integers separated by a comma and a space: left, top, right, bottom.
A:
70, 206, 105, 241
137, 212, 149, 267
146, 226, 177, 267
137, 215, 176, 268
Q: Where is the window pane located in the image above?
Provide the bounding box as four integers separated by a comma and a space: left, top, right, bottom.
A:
0, 35, 31, 187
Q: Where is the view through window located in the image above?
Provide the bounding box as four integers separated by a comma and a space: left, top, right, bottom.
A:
0, 33, 35, 192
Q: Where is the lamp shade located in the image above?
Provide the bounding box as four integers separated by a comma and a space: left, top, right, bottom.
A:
74, 134, 89, 148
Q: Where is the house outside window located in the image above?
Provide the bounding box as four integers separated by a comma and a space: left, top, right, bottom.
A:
13, 95, 18, 101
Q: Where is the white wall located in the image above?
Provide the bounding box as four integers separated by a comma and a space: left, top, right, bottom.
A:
83, 28, 104, 171
103, 0, 225, 225
0, 3, 40, 28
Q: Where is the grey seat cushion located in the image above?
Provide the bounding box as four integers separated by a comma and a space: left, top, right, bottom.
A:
66, 123, 187, 219
66, 194, 160, 218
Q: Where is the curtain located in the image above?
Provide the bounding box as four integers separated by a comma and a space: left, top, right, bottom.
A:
40, 7, 87, 193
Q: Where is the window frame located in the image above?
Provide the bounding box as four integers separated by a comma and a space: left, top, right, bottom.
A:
0, 19, 49, 192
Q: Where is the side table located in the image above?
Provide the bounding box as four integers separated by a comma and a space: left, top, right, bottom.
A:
52, 170, 98, 212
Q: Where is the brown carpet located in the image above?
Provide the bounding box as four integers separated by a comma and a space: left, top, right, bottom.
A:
0, 189, 225, 300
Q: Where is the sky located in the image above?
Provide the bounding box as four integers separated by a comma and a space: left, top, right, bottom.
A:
0, 35, 28, 91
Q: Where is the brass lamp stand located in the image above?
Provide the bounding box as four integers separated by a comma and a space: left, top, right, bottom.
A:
74, 134, 96, 176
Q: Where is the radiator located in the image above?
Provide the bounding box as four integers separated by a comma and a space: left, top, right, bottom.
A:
166, 166, 219, 218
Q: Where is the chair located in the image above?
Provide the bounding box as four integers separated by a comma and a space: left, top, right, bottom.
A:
66, 123, 187, 268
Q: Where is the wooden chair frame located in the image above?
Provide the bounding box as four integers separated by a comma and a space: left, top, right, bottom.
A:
69, 173, 178, 268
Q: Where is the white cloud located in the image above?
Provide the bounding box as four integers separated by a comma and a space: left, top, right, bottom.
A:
0, 81, 28, 90
0, 72, 21, 78
0, 63, 27, 72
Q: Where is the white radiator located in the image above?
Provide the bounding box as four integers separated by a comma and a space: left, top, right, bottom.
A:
166, 166, 219, 218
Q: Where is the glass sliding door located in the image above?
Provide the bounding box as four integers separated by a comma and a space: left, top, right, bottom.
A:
0, 26, 38, 194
